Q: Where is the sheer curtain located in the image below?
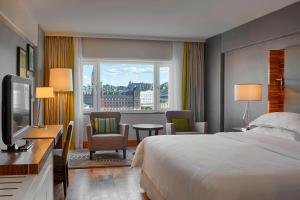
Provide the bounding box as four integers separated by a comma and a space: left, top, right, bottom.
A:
169, 42, 184, 110
74, 37, 84, 148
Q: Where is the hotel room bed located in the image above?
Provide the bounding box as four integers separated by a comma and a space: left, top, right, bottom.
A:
132, 113, 300, 200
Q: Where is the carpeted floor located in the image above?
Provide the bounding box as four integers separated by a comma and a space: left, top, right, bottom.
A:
68, 148, 135, 169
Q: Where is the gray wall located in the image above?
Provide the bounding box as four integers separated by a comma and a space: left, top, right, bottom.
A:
204, 35, 224, 133
221, 2, 300, 52
205, 1, 300, 133
224, 34, 300, 130
0, 19, 44, 147
33, 25, 45, 124
284, 44, 300, 113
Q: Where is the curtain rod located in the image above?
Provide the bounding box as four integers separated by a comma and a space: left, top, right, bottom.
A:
45, 32, 206, 43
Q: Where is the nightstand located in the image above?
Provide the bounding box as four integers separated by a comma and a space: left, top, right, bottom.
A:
231, 127, 249, 132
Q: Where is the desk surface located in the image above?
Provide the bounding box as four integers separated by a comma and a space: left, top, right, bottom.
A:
23, 125, 63, 144
0, 139, 54, 175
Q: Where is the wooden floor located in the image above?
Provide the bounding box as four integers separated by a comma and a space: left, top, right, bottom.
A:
54, 167, 150, 200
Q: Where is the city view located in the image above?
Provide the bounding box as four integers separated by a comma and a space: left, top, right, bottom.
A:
83, 63, 169, 110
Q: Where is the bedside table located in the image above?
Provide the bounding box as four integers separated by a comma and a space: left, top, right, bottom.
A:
231, 127, 249, 132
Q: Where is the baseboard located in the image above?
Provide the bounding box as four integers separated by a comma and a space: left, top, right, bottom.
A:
82, 141, 88, 149
127, 140, 138, 147
82, 140, 138, 149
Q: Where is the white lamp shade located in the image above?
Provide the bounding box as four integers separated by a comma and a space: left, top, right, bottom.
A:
49, 68, 73, 92
234, 84, 262, 101
36, 87, 54, 98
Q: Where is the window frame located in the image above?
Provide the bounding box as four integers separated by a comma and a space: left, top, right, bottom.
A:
81, 59, 171, 113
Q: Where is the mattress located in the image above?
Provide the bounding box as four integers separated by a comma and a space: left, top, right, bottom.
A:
132, 132, 300, 200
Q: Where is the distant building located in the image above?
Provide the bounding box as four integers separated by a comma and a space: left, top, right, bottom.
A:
83, 81, 156, 110
140, 90, 153, 109
83, 86, 93, 109
100, 95, 140, 111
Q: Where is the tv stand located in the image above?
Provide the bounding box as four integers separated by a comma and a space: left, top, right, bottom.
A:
0, 139, 54, 200
1, 140, 33, 152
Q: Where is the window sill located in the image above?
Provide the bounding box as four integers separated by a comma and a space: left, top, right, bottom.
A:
83, 110, 166, 115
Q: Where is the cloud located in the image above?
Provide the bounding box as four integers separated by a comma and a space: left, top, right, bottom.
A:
103, 64, 154, 80
106, 68, 122, 77
107, 68, 121, 75
122, 66, 153, 74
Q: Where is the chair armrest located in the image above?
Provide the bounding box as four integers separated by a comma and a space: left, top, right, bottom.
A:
194, 122, 208, 134
120, 124, 129, 139
86, 124, 93, 140
166, 123, 176, 135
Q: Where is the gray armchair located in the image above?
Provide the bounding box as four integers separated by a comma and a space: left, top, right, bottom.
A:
166, 110, 208, 135
86, 112, 129, 160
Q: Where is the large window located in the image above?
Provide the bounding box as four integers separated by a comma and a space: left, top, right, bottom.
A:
82, 61, 170, 112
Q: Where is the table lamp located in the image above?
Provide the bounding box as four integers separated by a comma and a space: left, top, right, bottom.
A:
35, 87, 54, 127
234, 84, 262, 127
49, 68, 73, 123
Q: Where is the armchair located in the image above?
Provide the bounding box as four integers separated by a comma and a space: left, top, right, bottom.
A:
86, 112, 129, 160
166, 110, 208, 135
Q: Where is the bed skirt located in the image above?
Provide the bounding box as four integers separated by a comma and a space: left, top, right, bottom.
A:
140, 170, 165, 200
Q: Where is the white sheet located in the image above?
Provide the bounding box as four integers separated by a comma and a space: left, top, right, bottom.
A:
132, 132, 300, 200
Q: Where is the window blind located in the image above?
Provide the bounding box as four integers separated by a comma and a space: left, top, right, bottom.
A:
82, 38, 173, 60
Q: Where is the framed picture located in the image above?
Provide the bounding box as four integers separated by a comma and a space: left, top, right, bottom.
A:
17, 47, 27, 78
27, 44, 34, 71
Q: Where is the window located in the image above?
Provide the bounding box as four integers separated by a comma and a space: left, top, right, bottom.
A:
82, 61, 170, 112
159, 66, 169, 109
82, 64, 96, 110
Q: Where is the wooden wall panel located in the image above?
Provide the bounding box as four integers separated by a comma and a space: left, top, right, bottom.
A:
268, 50, 285, 112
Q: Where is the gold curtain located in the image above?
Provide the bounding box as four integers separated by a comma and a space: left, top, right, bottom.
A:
44, 36, 75, 148
182, 42, 189, 110
181, 42, 205, 121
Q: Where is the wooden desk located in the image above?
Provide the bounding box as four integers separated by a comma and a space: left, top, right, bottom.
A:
23, 125, 63, 148
0, 139, 53, 175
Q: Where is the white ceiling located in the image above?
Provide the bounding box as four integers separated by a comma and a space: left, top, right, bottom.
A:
24, 0, 299, 41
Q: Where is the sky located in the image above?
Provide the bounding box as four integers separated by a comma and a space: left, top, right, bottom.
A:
83, 63, 169, 86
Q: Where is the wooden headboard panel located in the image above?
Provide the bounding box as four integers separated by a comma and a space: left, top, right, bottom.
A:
268, 50, 285, 112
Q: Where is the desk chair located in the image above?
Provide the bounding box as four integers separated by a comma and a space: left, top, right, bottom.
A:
54, 121, 74, 197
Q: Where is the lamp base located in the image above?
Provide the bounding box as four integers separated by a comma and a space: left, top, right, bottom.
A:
242, 101, 250, 128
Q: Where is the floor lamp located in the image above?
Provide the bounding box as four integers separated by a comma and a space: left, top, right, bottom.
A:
234, 84, 262, 128
49, 68, 73, 124
34, 87, 54, 127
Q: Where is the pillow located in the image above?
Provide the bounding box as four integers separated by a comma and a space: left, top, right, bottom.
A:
94, 118, 117, 135
249, 112, 300, 134
171, 118, 191, 132
247, 126, 300, 141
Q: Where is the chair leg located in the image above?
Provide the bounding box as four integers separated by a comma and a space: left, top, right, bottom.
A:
123, 149, 126, 159
63, 169, 67, 197
66, 163, 69, 186
90, 151, 93, 160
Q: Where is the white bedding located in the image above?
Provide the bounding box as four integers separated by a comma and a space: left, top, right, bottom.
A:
132, 132, 300, 200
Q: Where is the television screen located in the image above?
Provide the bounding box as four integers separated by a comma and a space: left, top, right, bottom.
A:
2, 75, 32, 146
12, 82, 30, 134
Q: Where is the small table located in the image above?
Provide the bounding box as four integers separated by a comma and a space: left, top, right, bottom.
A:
133, 124, 164, 144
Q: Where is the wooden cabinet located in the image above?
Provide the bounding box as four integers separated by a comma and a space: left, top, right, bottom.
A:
0, 139, 54, 200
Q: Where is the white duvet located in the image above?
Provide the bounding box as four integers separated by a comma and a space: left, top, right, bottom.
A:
132, 132, 300, 200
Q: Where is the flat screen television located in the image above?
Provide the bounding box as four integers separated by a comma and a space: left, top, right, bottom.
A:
2, 75, 32, 149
